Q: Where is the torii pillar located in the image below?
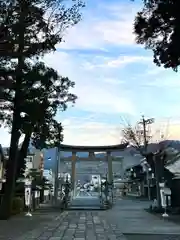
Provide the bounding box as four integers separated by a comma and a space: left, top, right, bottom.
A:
71, 151, 76, 195
107, 151, 113, 184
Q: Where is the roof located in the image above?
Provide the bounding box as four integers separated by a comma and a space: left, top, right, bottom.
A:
59, 143, 128, 152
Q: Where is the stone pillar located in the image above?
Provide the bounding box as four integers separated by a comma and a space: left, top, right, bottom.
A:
71, 151, 76, 195
107, 151, 113, 184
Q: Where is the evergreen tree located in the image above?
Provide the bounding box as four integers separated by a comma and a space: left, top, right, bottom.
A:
0, 0, 83, 219
134, 0, 180, 71
15, 62, 75, 184
0, 61, 77, 213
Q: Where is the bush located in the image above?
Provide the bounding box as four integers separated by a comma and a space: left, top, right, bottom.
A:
11, 197, 24, 215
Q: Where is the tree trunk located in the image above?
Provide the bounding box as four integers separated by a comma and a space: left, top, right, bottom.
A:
16, 133, 31, 181
0, 3, 26, 218
0, 115, 21, 219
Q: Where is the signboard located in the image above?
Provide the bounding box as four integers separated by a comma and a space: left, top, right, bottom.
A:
164, 187, 171, 195
160, 189, 166, 207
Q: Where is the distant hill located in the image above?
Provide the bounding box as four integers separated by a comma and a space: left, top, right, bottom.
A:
2, 140, 180, 171
41, 140, 180, 170
38, 148, 89, 170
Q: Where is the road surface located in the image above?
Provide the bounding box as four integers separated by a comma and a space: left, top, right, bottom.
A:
1, 198, 180, 239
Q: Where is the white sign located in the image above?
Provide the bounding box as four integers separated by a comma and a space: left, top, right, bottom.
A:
25, 187, 31, 206
164, 187, 171, 195
160, 189, 166, 207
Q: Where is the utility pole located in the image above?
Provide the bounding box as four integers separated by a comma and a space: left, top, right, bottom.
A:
138, 115, 154, 154
138, 116, 154, 201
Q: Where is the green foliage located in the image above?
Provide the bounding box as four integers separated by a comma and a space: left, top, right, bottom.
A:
134, 0, 180, 71
0, 0, 84, 58
11, 197, 24, 215
0, 0, 84, 142
1, 60, 77, 190
0, 61, 77, 147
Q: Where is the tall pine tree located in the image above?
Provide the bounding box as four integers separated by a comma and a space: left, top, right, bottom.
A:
0, 0, 84, 219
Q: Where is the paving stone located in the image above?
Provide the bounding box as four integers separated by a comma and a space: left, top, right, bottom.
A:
49, 238, 62, 240
11, 198, 180, 240
107, 235, 117, 240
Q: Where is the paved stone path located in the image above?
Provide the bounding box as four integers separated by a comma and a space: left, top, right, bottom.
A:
100, 199, 180, 235
69, 195, 102, 209
1, 198, 180, 239
16, 211, 126, 240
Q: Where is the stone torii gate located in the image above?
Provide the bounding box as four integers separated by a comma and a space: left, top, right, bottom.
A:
54, 143, 128, 203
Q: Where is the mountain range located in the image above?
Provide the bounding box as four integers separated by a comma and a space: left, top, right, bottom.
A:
2, 140, 180, 171
33, 140, 180, 170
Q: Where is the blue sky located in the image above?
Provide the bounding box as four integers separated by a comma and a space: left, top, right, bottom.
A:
1, 0, 180, 146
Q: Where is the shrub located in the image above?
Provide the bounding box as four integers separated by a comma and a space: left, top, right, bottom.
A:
11, 197, 24, 215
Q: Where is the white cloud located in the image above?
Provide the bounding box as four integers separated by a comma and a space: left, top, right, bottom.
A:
105, 56, 151, 68
146, 67, 166, 76
1, 117, 180, 147
74, 83, 135, 114
145, 76, 180, 88
103, 78, 124, 85
57, 2, 141, 50
61, 117, 121, 146
79, 55, 151, 69
0, 121, 120, 147
152, 118, 180, 141
61, 117, 180, 146
43, 51, 136, 115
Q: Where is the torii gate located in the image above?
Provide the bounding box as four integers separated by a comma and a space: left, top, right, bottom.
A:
54, 143, 128, 203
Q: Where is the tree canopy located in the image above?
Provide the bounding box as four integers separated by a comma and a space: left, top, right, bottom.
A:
122, 123, 147, 156
0, 0, 84, 219
134, 0, 180, 71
